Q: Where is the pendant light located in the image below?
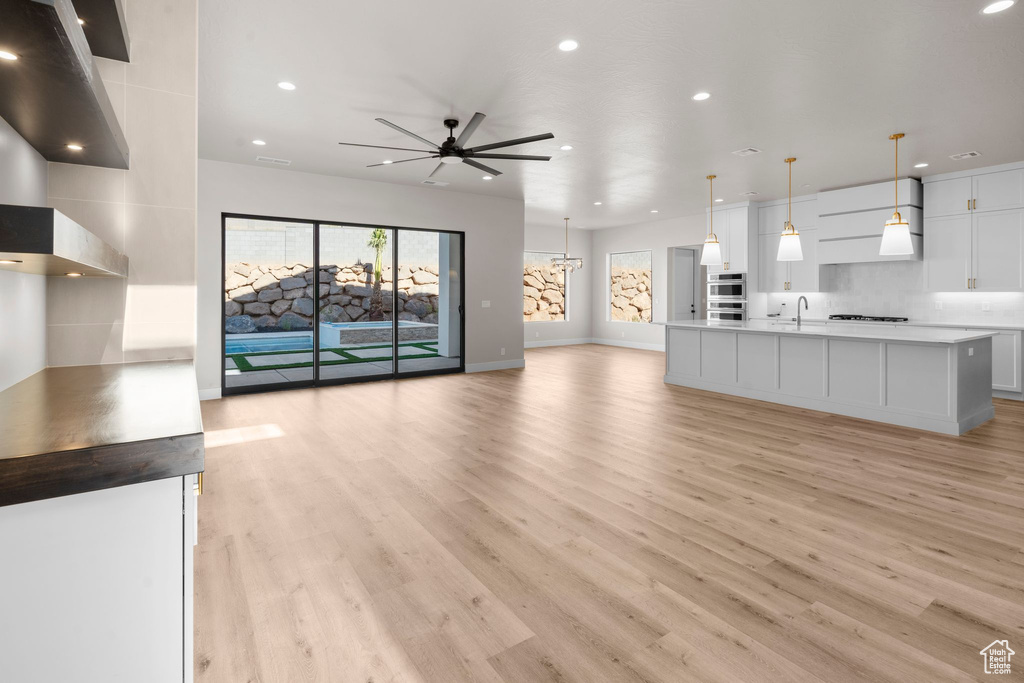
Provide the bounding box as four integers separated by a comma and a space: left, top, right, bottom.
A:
777, 157, 803, 261
700, 174, 722, 266
550, 218, 584, 272
879, 133, 914, 256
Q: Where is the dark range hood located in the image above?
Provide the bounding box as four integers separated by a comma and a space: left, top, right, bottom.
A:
0, 0, 129, 169
0, 204, 128, 277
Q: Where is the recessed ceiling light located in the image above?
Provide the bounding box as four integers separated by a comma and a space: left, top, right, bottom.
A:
560, 145, 573, 151
558, 39, 579, 52
482, 175, 493, 180
382, 159, 393, 164
692, 92, 711, 101
252, 139, 266, 146
650, 210, 659, 213
800, 183, 811, 189
914, 162, 929, 168
0, 259, 23, 264
0, 51, 18, 61
277, 81, 296, 90
78, 17, 85, 25
66, 143, 83, 151
65, 272, 83, 277
593, 201, 602, 205
982, 0, 1014, 13
714, 198, 724, 203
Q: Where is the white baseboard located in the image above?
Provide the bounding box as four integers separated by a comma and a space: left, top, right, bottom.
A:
590, 338, 666, 352
198, 387, 222, 401
466, 358, 526, 373
525, 337, 594, 349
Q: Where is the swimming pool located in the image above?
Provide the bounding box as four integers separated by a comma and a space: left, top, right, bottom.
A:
225, 335, 314, 354
226, 321, 436, 354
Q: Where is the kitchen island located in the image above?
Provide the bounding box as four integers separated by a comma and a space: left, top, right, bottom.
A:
664, 320, 995, 435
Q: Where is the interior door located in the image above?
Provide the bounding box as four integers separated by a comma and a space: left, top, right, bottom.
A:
672, 248, 695, 320
972, 208, 1024, 292
924, 214, 972, 291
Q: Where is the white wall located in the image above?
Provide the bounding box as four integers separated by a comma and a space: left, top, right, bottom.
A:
45, 0, 198, 367
196, 159, 525, 395
589, 211, 707, 350
0, 115, 48, 391
523, 224, 592, 346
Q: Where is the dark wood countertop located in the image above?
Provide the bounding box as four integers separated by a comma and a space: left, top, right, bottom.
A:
0, 360, 204, 507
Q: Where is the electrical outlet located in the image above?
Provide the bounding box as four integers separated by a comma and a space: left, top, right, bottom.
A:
982, 301, 991, 312
934, 301, 943, 311
481, 300, 490, 308
500, 347, 506, 356
535, 331, 539, 338
969, 347, 974, 356
621, 331, 625, 338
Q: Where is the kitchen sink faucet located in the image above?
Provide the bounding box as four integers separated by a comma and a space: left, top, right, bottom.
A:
797, 296, 808, 327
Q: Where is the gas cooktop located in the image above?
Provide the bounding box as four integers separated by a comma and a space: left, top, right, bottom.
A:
829, 314, 909, 323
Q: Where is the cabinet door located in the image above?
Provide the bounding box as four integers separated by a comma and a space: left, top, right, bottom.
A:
706, 211, 729, 274
972, 208, 1024, 292
984, 330, 1022, 393
924, 177, 972, 218
973, 169, 1024, 213
727, 208, 748, 273
787, 229, 819, 292
758, 233, 788, 292
924, 214, 972, 291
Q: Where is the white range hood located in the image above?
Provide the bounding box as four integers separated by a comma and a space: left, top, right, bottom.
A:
817, 178, 923, 264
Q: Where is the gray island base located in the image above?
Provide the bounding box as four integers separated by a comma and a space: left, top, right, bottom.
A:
663, 321, 995, 435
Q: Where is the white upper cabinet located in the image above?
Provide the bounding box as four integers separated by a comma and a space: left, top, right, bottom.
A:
973, 208, 1024, 291
758, 233, 787, 292
707, 206, 748, 273
756, 200, 819, 292
974, 169, 1024, 213
787, 229, 819, 292
924, 177, 972, 218
924, 214, 972, 291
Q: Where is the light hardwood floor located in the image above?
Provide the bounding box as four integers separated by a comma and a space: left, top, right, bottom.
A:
196, 344, 1024, 682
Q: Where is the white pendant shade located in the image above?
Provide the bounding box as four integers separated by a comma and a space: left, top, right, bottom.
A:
700, 238, 722, 266
879, 214, 914, 255
777, 230, 804, 261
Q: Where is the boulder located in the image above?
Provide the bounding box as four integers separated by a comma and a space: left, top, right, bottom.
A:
319, 270, 333, 283
304, 285, 315, 298
334, 271, 358, 283
272, 267, 292, 279
319, 304, 348, 322
225, 272, 247, 291
623, 304, 640, 320
290, 265, 307, 276
224, 300, 242, 317
318, 284, 330, 298
227, 285, 257, 303
291, 297, 315, 316
225, 315, 256, 334
524, 274, 545, 290
283, 288, 305, 300
538, 299, 549, 311
523, 286, 541, 299
270, 299, 292, 316
258, 287, 283, 302
344, 284, 373, 298
403, 298, 431, 317
630, 292, 652, 311
232, 263, 251, 277
253, 315, 278, 330
422, 312, 438, 324
524, 297, 538, 314
277, 312, 311, 331
540, 268, 558, 284
611, 295, 632, 311
328, 294, 352, 306
529, 310, 552, 322
397, 311, 420, 321
329, 284, 345, 295
541, 289, 563, 304
397, 277, 414, 290
425, 265, 439, 276
344, 304, 365, 320
397, 264, 412, 280
611, 281, 622, 297
279, 276, 306, 291
252, 272, 278, 291
411, 270, 438, 285
243, 302, 271, 315
637, 283, 647, 292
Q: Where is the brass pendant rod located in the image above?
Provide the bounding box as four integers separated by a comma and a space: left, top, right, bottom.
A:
706, 174, 716, 236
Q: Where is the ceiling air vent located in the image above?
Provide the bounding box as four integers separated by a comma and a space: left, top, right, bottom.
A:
740, 191, 760, 197
732, 147, 762, 157
256, 156, 291, 166
949, 151, 981, 161
420, 179, 450, 187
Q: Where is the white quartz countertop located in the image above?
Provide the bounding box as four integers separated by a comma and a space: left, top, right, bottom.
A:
751, 316, 1024, 331
664, 319, 996, 343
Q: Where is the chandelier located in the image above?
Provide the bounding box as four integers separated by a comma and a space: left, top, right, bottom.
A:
551, 217, 584, 272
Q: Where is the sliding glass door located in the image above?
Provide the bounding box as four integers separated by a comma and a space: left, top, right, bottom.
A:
223, 216, 463, 394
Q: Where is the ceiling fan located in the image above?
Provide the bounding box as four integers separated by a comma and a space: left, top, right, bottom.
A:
338, 112, 554, 178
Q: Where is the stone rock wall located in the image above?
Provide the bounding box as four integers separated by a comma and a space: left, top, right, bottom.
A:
224, 262, 441, 334
609, 267, 652, 322
524, 264, 565, 322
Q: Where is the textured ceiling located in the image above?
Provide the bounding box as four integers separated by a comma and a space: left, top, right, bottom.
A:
198, 0, 1024, 229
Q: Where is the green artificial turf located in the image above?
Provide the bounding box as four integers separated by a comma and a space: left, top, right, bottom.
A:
228, 341, 441, 372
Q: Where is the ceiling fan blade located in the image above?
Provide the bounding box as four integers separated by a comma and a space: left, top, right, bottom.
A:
366, 156, 436, 168
454, 112, 486, 148
469, 153, 552, 161
462, 158, 503, 176
339, 142, 436, 153
464, 132, 554, 154
427, 162, 446, 178
375, 118, 439, 149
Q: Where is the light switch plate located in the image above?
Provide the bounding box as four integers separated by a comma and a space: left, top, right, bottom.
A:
982, 301, 991, 312
969, 347, 974, 356
481, 300, 490, 308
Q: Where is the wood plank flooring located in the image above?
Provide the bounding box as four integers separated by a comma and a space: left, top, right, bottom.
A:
196, 344, 1024, 682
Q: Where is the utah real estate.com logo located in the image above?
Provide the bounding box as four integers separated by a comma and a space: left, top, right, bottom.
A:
980, 640, 1014, 675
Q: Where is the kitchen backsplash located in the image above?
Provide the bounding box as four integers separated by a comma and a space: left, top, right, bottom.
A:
766, 261, 1024, 325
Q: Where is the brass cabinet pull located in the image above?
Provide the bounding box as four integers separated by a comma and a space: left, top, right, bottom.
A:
968, 277, 971, 290
973, 278, 977, 289
196, 471, 204, 495
973, 199, 977, 210
968, 199, 972, 211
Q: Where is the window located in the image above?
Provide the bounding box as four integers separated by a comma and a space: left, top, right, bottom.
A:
523, 252, 566, 322
609, 251, 652, 322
